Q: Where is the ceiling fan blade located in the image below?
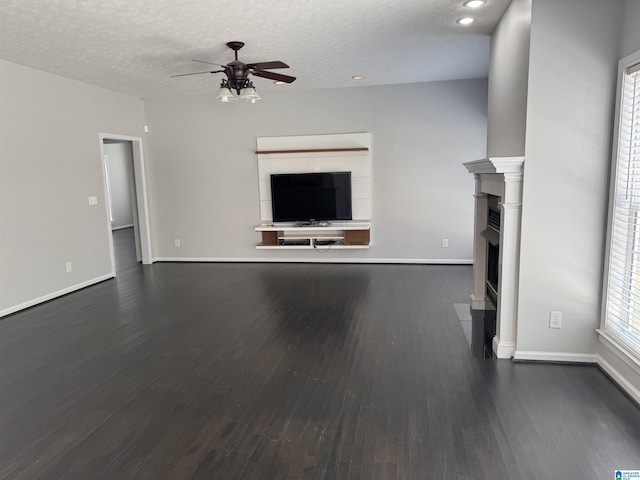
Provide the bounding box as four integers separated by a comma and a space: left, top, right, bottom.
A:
192, 59, 226, 67
246, 61, 289, 70
251, 69, 296, 83
171, 70, 224, 77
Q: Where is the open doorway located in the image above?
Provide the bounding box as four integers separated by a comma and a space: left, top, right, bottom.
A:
103, 140, 138, 271
99, 134, 152, 275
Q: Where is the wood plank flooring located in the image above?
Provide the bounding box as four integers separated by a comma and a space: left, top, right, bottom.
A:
1, 229, 639, 479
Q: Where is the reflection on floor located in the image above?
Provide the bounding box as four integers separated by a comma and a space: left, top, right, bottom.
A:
453, 303, 472, 344
3, 263, 640, 478
454, 303, 496, 358
112, 227, 138, 272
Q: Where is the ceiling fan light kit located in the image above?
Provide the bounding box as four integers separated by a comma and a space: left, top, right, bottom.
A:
173, 41, 295, 103
238, 82, 261, 102
216, 80, 236, 102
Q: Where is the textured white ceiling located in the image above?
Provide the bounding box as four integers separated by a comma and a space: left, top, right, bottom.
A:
0, 0, 510, 98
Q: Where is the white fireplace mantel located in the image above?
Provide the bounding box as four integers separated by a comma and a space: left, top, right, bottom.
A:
463, 157, 525, 175
463, 157, 524, 359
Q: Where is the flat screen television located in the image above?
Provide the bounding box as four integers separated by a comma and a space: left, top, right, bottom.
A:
270, 172, 352, 223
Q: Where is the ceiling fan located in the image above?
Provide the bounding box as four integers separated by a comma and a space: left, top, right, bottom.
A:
172, 41, 296, 102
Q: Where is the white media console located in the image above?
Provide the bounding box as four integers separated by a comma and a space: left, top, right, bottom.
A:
255, 223, 371, 249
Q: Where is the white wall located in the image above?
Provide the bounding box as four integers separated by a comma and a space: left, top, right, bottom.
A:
620, 0, 640, 58
144, 80, 487, 263
0, 59, 145, 315
486, 0, 532, 157
515, 0, 623, 359
104, 141, 135, 229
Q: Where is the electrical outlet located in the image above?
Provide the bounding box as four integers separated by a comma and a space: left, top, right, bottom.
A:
65, 262, 73, 273
174, 239, 181, 247
441, 239, 449, 248
549, 311, 562, 329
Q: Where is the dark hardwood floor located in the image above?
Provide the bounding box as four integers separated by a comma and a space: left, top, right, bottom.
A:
113, 226, 139, 274
1, 231, 639, 479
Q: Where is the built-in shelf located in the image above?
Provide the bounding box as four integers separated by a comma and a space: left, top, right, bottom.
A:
255, 222, 371, 249
255, 147, 369, 155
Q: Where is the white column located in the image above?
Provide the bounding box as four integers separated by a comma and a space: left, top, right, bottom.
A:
493, 171, 523, 358
471, 185, 488, 310
463, 157, 524, 359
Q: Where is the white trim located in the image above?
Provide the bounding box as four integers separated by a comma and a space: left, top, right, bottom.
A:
600, 50, 640, 331
597, 330, 640, 403
470, 294, 486, 310
597, 329, 640, 370
463, 156, 525, 175
513, 350, 598, 363
597, 356, 640, 405
0, 274, 114, 317
152, 257, 473, 264
492, 336, 515, 359
598, 49, 640, 403
98, 143, 117, 274
99, 134, 153, 268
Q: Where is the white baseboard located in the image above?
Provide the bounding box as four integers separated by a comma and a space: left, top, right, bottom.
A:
596, 329, 640, 405
597, 356, 640, 405
470, 294, 486, 310
513, 350, 598, 363
597, 329, 640, 370
0, 273, 114, 318
492, 336, 515, 359
152, 257, 473, 265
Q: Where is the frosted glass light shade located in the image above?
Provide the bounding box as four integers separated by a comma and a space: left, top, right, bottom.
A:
216, 86, 236, 102
240, 86, 261, 102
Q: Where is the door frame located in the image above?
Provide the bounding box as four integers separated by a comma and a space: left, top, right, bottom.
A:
99, 133, 153, 271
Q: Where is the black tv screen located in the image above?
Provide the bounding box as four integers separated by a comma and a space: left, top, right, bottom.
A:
270, 172, 352, 223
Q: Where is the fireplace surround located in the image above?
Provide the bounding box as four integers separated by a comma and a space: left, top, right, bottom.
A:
464, 157, 525, 359
482, 194, 501, 307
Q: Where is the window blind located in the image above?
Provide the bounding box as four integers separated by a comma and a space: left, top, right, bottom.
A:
605, 61, 640, 356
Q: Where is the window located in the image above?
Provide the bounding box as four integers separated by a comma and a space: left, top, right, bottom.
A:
604, 52, 640, 357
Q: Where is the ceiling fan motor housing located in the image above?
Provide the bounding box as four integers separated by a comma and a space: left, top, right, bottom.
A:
225, 61, 251, 94
226, 41, 245, 51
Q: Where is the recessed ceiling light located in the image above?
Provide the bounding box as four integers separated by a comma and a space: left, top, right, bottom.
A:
352, 75, 366, 80
273, 81, 286, 85
456, 16, 476, 25
463, 0, 486, 7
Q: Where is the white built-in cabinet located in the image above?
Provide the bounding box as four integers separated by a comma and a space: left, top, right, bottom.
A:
255, 133, 372, 251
